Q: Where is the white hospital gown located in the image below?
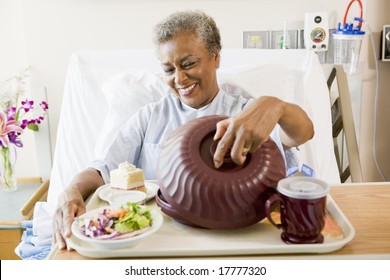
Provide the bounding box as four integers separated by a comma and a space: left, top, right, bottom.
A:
90, 90, 285, 183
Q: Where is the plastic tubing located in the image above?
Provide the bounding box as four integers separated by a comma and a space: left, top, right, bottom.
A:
343, 0, 363, 28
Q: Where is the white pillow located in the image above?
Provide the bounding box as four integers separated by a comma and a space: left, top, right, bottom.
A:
94, 69, 170, 158
218, 64, 304, 106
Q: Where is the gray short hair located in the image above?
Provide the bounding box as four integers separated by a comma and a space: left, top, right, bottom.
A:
153, 10, 222, 56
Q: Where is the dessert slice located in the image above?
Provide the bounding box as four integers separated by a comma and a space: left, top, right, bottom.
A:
110, 161, 146, 192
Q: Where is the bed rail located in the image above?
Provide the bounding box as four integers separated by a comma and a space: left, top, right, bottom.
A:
327, 65, 363, 182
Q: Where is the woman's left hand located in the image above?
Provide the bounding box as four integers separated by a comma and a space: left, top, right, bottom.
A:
213, 96, 313, 168
213, 96, 283, 168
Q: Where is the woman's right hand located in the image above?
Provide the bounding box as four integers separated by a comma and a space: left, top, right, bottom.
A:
51, 168, 105, 250
52, 187, 86, 250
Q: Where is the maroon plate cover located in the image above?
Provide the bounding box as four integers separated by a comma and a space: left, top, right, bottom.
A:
157, 115, 286, 229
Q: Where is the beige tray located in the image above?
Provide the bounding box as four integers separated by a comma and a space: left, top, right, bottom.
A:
67, 195, 355, 259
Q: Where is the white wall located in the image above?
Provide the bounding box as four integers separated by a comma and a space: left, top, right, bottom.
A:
360, 0, 390, 181
0, 0, 38, 178
1, 0, 389, 181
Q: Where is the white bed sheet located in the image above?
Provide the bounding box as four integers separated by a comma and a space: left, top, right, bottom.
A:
48, 49, 340, 205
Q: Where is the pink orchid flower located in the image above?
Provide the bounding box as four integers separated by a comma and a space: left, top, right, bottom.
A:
6, 107, 17, 120
0, 112, 23, 147
21, 99, 34, 113
40, 101, 49, 111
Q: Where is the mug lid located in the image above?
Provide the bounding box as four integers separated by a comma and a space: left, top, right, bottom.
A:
277, 177, 329, 199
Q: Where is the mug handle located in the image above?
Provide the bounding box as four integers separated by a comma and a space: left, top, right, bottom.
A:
265, 193, 283, 229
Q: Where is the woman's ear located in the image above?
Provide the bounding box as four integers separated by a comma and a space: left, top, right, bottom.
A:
214, 51, 221, 68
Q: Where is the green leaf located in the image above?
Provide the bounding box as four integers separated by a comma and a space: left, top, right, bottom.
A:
27, 124, 39, 131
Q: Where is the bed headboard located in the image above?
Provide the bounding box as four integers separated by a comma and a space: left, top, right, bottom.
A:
48, 49, 340, 204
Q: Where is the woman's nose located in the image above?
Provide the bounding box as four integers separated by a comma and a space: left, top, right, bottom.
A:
174, 69, 187, 84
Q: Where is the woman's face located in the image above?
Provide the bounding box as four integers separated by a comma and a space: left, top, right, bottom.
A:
159, 33, 220, 109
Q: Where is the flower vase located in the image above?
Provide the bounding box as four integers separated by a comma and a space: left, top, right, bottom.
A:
0, 146, 17, 192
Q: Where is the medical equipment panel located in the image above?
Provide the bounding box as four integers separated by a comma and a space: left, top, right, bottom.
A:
304, 12, 329, 51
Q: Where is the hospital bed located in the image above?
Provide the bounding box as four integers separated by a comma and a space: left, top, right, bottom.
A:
327, 65, 363, 182
19, 49, 362, 259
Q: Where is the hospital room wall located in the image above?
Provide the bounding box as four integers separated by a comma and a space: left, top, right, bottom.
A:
0, 0, 388, 182
360, 1, 390, 182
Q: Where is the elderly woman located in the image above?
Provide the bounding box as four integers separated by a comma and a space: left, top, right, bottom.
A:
53, 10, 314, 249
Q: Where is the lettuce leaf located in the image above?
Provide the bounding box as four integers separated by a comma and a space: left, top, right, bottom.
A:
114, 203, 152, 233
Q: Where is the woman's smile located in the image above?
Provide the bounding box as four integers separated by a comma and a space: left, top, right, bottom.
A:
178, 83, 197, 96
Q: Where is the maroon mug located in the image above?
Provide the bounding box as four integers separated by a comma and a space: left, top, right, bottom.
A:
265, 177, 330, 244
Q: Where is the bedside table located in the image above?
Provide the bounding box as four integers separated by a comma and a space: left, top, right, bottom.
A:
0, 178, 49, 260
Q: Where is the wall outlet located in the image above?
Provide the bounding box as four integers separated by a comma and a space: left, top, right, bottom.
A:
243, 31, 270, 49
270, 30, 298, 49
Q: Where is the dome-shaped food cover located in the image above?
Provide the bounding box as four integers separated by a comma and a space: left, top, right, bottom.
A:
157, 115, 286, 229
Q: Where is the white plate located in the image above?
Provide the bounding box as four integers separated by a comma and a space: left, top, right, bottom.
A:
67, 196, 355, 259
98, 180, 159, 202
70, 206, 163, 249
108, 191, 147, 207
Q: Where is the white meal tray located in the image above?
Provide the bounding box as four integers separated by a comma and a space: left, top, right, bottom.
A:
68, 194, 355, 259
